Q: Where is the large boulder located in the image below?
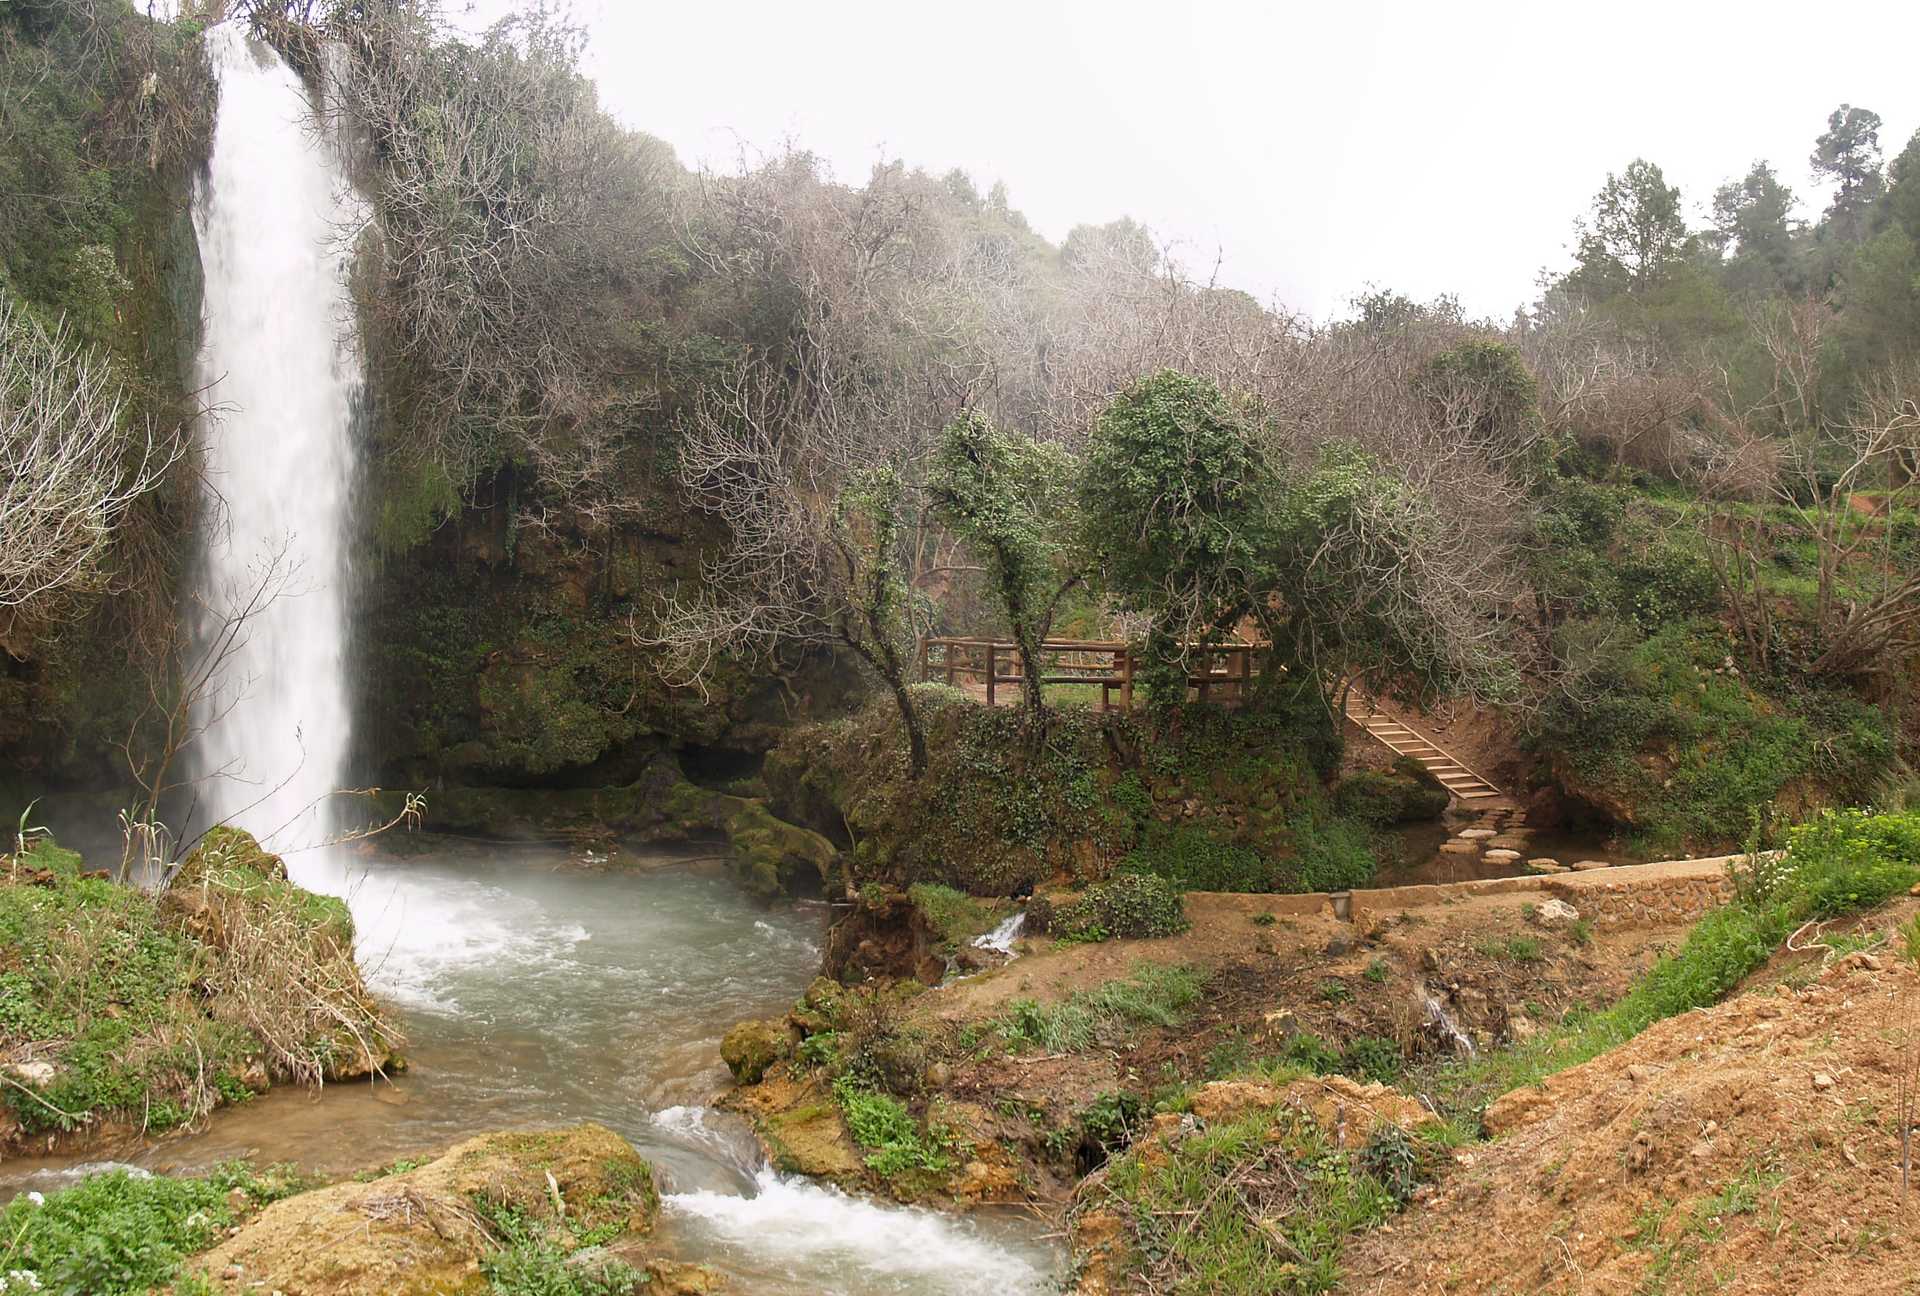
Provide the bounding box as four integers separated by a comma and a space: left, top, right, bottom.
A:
721, 1018, 792, 1084
193, 1124, 657, 1295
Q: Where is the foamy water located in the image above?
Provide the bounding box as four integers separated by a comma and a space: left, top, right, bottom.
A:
667, 1167, 1053, 1295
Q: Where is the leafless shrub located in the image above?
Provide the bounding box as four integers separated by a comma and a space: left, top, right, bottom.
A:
0, 294, 184, 634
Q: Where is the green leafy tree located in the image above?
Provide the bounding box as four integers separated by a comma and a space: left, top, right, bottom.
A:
925, 412, 1081, 716
1879, 129, 1920, 241
1567, 160, 1690, 299
1811, 104, 1885, 241
1710, 161, 1801, 297
1078, 370, 1271, 707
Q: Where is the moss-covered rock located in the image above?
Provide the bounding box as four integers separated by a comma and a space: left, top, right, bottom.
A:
191, 1124, 657, 1295
766, 689, 1369, 908
1334, 763, 1451, 825
721, 1018, 793, 1084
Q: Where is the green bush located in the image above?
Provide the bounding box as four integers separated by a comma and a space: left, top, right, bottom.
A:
832, 1077, 954, 1176
1054, 873, 1188, 942
0, 1162, 309, 1296
1119, 822, 1273, 891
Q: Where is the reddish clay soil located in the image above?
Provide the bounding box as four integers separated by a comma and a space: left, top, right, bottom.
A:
1347, 941, 1920, 1295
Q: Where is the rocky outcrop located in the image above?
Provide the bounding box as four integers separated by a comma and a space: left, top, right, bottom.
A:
368, 756, 842, 899
192, 1124, 659, 1296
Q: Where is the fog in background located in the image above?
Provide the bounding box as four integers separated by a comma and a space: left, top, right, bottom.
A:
465, 0, 1915, 320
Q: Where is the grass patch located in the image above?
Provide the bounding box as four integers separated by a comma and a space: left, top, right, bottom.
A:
0, 833, 393, 1139
832, 1077, 956, 1176
1086, 1105, 1426, 1294
0, 1162, 311, 1296
993, 963, 1203, 1053
471, 1196, 648, 1296
906, 882, 995, 954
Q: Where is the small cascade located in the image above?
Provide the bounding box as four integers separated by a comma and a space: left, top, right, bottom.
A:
971, 910, 1027, 956
665, 1167, 1052, 1295
188, 23, 363, 886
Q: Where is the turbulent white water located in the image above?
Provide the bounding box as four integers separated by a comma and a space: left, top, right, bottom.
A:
667, 1165, 1052, 1295
971, 909, 1027, 955
189, 25, 362, 880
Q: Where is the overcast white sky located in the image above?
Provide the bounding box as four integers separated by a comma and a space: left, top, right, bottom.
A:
463, 0, 1919, 321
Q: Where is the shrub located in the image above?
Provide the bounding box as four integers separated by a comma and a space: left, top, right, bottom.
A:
1053, 873, 1188, 942
1119, 822, 1274, 892
0, 1162, 309, 1296
994, 964, 1203, 1052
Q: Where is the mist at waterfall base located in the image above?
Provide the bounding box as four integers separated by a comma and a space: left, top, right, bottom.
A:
172, 28, 1056, 1293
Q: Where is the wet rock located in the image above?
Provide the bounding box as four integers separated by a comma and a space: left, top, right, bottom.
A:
647, 1261, 727, 1295
721, 1018, 791, 1085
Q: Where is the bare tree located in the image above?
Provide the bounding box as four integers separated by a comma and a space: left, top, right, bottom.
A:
639, 357, 932, 776
0, 295, 183, 633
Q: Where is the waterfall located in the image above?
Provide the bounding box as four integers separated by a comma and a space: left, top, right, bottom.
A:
189, 24, 362, 886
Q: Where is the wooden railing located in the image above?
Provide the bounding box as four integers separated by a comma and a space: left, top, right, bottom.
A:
919, 637, 1266, 710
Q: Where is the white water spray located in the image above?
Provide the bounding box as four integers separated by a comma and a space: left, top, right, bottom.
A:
190, 25, 362, 884
971, 910, 1026, 956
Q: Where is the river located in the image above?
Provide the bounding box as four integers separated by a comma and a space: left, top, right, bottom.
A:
2, 840, 1059, 1294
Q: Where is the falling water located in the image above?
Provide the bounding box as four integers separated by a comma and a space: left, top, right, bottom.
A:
971, 909, 1027, 955
189, 24, 362, 883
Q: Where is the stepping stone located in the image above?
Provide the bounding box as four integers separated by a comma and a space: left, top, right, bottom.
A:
1457, 828, 1497, 840
1570, 859, 1612, 871
1484, 849, 1522, 863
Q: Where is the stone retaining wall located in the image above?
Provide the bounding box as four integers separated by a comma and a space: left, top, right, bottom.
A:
1340, 853, 1752, 930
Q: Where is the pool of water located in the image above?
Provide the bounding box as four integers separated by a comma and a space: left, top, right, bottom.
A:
1, 841, 1059, 1294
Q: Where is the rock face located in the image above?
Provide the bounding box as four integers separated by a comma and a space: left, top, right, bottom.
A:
721, 1018, 792, 1084
193, 1124, 658, 1296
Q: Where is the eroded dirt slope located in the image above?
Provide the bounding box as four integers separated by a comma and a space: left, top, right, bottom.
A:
1348, 953, 1920, 1295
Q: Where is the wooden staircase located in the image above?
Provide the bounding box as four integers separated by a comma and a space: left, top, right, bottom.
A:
1344, 697, 1503, 802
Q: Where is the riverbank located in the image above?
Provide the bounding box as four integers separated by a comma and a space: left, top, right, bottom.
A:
717, 809, 1920, 1291
0, 830, 395, 1158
